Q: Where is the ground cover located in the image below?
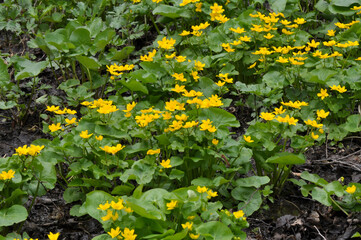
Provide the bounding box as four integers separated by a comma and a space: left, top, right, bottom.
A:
0, 0, 361, 239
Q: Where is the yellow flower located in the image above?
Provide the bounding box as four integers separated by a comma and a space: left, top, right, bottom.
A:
166, 200, 178, 210
160, 159, 172, 168
121, 228, 137, 240
229, 27, 245, 34
27, 145, 45, 156
147, 149, 160, 155
172, 73, 187, 82
282, 29, 294, 35
171, 84, 186, 93
0, 169, 15, 180
273, 106, 286, 115
317, 88, 329, 100
330, 85, 347, 93
140, 49, 157, 62
108, 227, 121, 238
100, 144, 126, 155
287, 117, 298, 126
243, 135, 254, 143
346, 185, 356, 194
157, 37, 176, 50
316, 109, 330, 120
176, 56, 187, 62
46, 105, 60, 112
311, 132, 319, 140
189, 233, 200, 239
97, 201, 110, 210
79, 130, 93, 139
233, 210, 245, 219
181, 222, 193, 230
207, 189, 218, 199
47, 232, 60, 240
248, 62, 257, 69
327, 29, 336, 36
215, 81, 225, 87
49, 123, 62, 132
194, 60, 205, 71
197, 186, 208, 193
111, 199, 124, 210
212, 139, 219, 145
97, 105, 119, 114
294, 18, 306, 24
95, 135, 103, 141
259, 112, 275, 121
263, 33, 274, 39
195, 2, 202, 12
65, 118, 77, 126
276, 56, 289, 63
162, 111, 172, 120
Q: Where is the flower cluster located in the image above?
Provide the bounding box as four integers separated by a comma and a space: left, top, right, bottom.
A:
106, 63, 134, 76
15, 144, 44, 156
0, 169, 15, 180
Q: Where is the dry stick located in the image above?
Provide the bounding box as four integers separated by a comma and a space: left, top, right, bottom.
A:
313, 225, 327, 240
312, 149, 361, 172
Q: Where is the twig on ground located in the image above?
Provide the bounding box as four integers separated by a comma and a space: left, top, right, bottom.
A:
314, 225, 327, 240
311, 149, 361, 172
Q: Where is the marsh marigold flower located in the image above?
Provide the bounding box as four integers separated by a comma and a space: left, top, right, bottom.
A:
243, 135, 254, 143
80, 130, 93, 139
346, 185, 356, 194
49, 123, 62, 132
166, 200, 178, 210
182, 222, 193, 230
121, 228, 137, 240
0, 169, 15, 180
260, 112, 275, 121
157, 37, 176, 50
100, 144, 125, 155
317, 88, 329, 100
108, 227, 121, 238
233, 209, 245, 219
147, 149, 160, 155
160, 159, 172, 168
47, 232, 60, 240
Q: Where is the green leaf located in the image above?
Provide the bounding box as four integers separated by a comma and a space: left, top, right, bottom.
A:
352, 232, 361, 238
236, 176, 270, 188
111, 46, 135, 61
199, 108, 240, 128
15, 61, 48, 80
343, 114, 361, 132
153, 5, 191, 18
324, 181, 344, 197
111, 184, 135, 196
192, 178, 213, 187
315, 0, 329, 12
312, 187, 332, 206
0, 205, 28, 227
76, 56, 101, 70
81, 190, 114, 221
119, 79, 149, 94
126, 197, 166, 220
266, 152, 305, 165
237, 190, 263, 216
63, 187, 85, 203
263, 71, 286, 89
301, 171, 328, 187
305, 68, 338, 84
0, 101, 17, 110
162, 230, 188, 240
196, 221, 234, 240
0, 58, 10, 83
169, 169, 184, 180
69, 27, 91, 46
268, 0, 287, 12
130, 70, 157, 84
